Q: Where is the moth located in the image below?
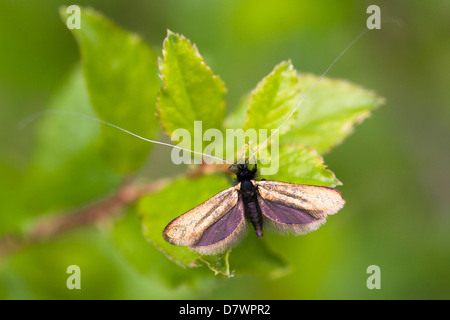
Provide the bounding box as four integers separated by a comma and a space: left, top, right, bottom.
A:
163, 162, 345, 255
28, 30, 365, 256
161, 30, 368, 255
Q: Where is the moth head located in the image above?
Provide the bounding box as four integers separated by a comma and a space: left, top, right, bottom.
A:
228, 162, 257, 182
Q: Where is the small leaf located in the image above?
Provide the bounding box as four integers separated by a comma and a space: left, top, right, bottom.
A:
259, 143, 341, 187
199, 251, 232, 276
283, 73, 385, 154
60, 7, 160, 174
157, 31, 226, 154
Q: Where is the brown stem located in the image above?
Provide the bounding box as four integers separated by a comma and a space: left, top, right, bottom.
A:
0, 176, 172, 259
0, 163, 230, 260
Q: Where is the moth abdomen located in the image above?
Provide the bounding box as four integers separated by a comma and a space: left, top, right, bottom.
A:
245, 200, 264, 238
240, 179, 264, 238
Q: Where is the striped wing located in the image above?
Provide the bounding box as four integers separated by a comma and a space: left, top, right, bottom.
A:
254, 180, 345, 235
163, 185, 248, 255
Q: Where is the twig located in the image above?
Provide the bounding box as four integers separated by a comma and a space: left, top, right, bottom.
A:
0, 177, 167, 259
0, 163, 230, 260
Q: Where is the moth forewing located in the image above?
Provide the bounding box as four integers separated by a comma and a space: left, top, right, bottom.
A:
254, 180, 345, 217
190, 199, 248, 255
163, 185, 240, 246
257, 196, 327, 236
253, 180, 345, 236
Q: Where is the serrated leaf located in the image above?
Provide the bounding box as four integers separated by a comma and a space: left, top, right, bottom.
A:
244, 61, 301, 139
60, 7, 160, 174
157, 31, 226, 155
259, 143, 341, 187
283, 73, 385, 154
222, 61, 301, 161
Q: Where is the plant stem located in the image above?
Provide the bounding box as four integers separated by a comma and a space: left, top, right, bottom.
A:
0, 163, 230, 260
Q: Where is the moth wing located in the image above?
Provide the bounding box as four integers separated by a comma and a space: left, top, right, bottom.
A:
254, 180, 345, 235
191, 198, 247, 255
163, 185, 241, 248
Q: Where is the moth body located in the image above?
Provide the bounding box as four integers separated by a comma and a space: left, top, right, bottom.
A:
240, 178, 264, 238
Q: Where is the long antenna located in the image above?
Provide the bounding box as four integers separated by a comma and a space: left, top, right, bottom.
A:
19, 110, 234, 165
247, 28, 368, 163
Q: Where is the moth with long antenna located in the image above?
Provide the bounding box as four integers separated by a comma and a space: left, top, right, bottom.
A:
21, 29, 367, 255
162, 29, 367, 254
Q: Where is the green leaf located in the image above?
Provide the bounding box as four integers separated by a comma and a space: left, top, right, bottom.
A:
227, 69, 383, 160
109, 206, 163, 275
3, 65, 119, 234
244, 60, 301, 140
223, 93, 250, 130
157, 31, 226, 154
28, 65, 120, 207
259, 143, 341, 187
283, 73, 385, 154
60, 7, 160, 174
30, 65, 99, 171
222, 61, 301, 161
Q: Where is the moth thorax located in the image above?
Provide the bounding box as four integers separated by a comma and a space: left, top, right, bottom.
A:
240, 180, 256, 199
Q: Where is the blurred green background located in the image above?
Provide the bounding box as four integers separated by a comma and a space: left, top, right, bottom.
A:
1, 0, 449, 299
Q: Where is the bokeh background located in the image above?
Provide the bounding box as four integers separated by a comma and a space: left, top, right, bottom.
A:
0, 0, 449, 299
